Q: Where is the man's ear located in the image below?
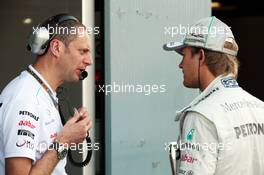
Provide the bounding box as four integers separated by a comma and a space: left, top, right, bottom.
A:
49, 39, 64, 58
198, 49, 206, 66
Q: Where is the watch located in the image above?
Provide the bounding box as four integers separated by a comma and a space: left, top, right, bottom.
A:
50, 141, 68, 160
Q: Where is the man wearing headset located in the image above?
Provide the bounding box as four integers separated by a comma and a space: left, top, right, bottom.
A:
0, 14, 92, 174
164, 16, 264, 174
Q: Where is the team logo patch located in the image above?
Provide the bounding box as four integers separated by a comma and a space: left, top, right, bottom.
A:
221, 77, 238, 88
187, 129, 195, 142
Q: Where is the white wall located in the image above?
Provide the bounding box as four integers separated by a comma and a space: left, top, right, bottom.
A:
104, 0, 211, 175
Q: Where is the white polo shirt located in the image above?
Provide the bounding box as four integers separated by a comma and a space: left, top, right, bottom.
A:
0, 65, 67, 175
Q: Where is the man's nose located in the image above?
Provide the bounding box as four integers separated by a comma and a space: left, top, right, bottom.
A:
178, 60, 183, 69
84, 55, 93, 66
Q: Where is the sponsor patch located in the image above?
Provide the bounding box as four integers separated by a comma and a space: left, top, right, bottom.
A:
18, 120, 36, 129
45, 118, 55, 125
234, 123, 264, 139
17, 129, 35, 139
19, 110, 39, 121
180, 154, 197, 164
16, 139, 34, 150
178, 169, 186, 174
50, 133, 57, 140
186, 170, 194, 175
221, 77, 238, 88
178, 169, 194, 175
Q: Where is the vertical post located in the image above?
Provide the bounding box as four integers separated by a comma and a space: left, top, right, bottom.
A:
82, 0, 95, 174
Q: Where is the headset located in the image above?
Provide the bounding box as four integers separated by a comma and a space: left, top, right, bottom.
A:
27, 14, 78, 55
27, 14, 88, 80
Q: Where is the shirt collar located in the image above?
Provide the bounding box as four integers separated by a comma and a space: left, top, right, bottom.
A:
175, 74, 237, 121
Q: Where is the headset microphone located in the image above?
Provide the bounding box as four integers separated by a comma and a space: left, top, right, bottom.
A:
80, 70, 88, 80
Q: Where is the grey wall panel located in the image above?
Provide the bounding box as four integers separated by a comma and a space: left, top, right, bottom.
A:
105, 0, 211, 175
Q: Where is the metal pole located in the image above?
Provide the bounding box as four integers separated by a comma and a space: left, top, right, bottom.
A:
82, 0, 95, 174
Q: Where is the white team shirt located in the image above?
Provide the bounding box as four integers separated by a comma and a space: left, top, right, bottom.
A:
175, 74, 264, 175
0, 65, 67, 175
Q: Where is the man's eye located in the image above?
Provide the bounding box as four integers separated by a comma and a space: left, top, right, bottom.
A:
80, 50, 86, 55
80, 49, 90, 55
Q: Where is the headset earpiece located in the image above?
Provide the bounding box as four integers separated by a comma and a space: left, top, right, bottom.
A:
198, 48, 205, 61
27, 14, 78, 55
27, 27, 50, 55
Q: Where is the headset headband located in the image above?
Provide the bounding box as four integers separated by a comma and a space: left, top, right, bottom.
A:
27, 14, 79, 55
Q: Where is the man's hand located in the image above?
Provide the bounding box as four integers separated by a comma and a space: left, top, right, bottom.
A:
56, 107, 92, 145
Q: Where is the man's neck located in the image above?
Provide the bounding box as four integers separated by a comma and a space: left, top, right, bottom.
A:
199, 70, 216, 91
32, 59, 63, 92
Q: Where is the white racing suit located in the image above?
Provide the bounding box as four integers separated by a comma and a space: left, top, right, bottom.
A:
175, 74, 264, 175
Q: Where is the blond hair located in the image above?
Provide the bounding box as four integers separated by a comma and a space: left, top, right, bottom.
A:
191, 47, 240, 78
204, 51, 239, 78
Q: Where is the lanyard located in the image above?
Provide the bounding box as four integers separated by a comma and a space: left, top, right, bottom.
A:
27, 67, 92, 167
26, 67, 58, 109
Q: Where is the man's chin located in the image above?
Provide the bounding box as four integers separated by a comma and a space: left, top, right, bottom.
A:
74, 76, 81, 82
183, 82, 198, 89
65, 76, 80, 83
